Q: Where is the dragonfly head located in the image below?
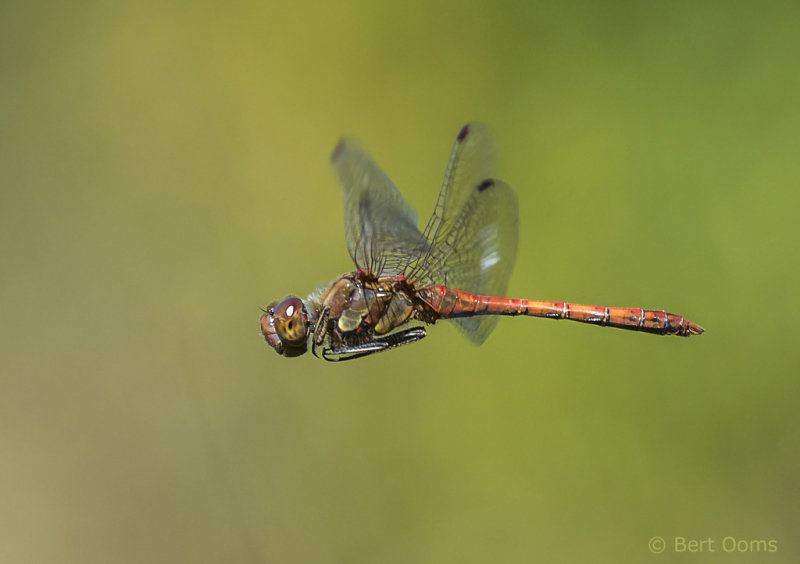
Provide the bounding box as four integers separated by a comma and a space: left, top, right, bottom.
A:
260, 296, 310, 357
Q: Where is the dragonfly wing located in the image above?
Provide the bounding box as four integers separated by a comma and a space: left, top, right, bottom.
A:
433, 179, 519, 344
419, 123, 497, 253
331, 138, 430, 277
407, 123, 519, 344
407, 123, 499, 284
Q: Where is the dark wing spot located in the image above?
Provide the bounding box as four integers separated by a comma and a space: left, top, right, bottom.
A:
477, 179, 494, 192
457, 124, 470, 142
358, 192, 373, 215
331, 139, 345, 163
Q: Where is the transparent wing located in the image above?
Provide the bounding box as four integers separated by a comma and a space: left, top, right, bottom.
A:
417, 123, 497, 262
433, 179, 519, 344
331, 124, 519, 345
408, 124, 519, 344
331, 138, 430, 277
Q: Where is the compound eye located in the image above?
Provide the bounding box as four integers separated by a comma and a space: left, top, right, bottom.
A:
273, 297, 309, 345
274, 297, 302, 320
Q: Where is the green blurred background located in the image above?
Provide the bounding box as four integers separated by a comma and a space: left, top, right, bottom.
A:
2, 0, 798, 562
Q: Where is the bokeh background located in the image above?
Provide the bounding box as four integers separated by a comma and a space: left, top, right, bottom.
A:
2, 0, 798, 562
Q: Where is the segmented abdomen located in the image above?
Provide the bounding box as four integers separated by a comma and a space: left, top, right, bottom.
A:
418, 286, 703, 337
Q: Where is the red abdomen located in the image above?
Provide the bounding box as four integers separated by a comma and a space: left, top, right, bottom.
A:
418, 286, 704, 337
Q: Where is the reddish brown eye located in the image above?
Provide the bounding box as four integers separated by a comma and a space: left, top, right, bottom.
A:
274, 296, 309, 346
275, 297, 304, 322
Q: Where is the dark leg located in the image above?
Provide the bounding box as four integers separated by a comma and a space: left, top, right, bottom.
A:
321, 328, 427, 362
311, 306, 332, 360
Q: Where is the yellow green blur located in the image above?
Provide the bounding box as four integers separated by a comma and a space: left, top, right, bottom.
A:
2, 0, 798, 562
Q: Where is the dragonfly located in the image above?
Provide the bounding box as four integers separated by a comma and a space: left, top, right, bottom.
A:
260, 123, 704, 361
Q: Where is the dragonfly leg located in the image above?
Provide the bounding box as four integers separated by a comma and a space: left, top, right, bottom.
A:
321, 327, 427, 362
311, 306, 332, 359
